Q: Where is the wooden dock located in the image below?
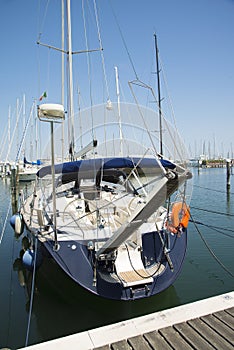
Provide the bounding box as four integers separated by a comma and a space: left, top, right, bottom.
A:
95, 307, 234, 350
19, 291, 234, 350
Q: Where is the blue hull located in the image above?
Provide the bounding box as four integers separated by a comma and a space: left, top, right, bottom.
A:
41, 230, 187, 301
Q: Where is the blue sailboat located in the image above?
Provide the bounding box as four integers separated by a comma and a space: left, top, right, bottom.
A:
19, 1, 192, 300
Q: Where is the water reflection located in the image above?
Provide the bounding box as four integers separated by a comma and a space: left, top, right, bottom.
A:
13, 241, 180, 345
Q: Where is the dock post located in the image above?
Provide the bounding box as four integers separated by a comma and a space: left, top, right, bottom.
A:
226, 159, 231, 190
11, 165, 18, 213
197, 159, 200, 173
11, 166, 17, 189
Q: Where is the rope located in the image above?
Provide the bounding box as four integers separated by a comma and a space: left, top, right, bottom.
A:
193, 184, 234, 195
190, 212, 234, 278
124, 238, 165, 280
191, 206, 234, 217
25, 236, 38, 347
190, 219, 234, 238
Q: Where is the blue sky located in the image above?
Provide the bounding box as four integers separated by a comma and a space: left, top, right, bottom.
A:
0, 0, 234, 160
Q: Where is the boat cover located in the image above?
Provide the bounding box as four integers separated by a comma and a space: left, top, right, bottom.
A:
37, 157, 176, 181
24, 157, 43, 166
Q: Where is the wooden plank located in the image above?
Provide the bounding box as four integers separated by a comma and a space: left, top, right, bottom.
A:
159, 326, 193, 350
111, 339, 131, 350
119, 269, 151, 283
144, 330, 173, 350
127, 335, 152, 350
94, 346, 110, 350
213, 310, 234, 330
225, 307, 234, 317
93, 306, 234, 350
173, 322, 214, 350
188, 318, 234, 350
201, 314, 234, 344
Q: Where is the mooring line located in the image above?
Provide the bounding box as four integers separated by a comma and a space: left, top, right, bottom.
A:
25, 236, 38, 347
6, 224, 18, 346
191, 206, 234, 217
193, 184, 234, 195
190, 212, 234, 278
190, 219, 234, 238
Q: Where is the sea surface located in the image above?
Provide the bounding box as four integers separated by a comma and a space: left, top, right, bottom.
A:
0, 167, 233, 349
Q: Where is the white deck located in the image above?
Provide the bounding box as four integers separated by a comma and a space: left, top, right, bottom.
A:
21, 181, 166, 243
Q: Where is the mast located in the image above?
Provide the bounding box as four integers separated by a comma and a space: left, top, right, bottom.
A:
61, 0, 65, 162
115, 66, 123, 156
66, 0, 75, 160
34, 101, 39, 162
154, 33, 163, 156
23, 94, 26, 158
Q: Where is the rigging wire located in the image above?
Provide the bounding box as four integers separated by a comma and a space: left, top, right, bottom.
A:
93, 0, 110, 102
0, 123, 8, 160
158, 52, 178, 129
37, 0, 50, 97
37, 0, 50, 42
0, 200, 11, 245
109, 0, 139, 80
82, 0, 94, 140
190, 212, 234, 278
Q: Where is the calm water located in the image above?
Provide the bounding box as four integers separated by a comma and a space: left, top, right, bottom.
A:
0, 168, 233, 349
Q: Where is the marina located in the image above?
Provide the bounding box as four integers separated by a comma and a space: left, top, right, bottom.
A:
0, 1, 234, 349
0, 167, 233, 349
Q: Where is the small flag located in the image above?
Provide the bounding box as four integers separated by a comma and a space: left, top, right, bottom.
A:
39, 91, 47, 101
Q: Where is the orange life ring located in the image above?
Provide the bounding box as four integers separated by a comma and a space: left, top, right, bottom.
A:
166, 202, 190, 233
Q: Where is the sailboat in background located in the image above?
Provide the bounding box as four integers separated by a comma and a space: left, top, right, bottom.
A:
16, 1, 192, 300
16, 99, 43, 182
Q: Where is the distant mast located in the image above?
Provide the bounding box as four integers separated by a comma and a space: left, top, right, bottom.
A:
154, 33, 163, 156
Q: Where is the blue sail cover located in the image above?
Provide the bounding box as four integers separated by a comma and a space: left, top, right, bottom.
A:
37, 157, 176, 182
24, 157, 43, 166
